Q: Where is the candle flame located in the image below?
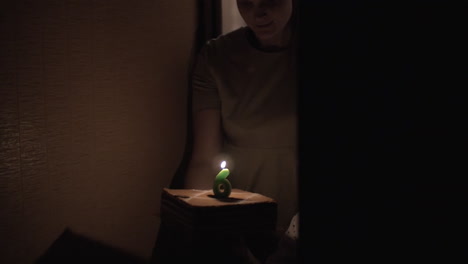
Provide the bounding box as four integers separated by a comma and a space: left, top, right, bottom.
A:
220, 160, 226, 169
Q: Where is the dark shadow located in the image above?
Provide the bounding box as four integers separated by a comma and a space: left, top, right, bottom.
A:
207, 194, 244, 202
298, 1, 467, 263
35, 228, 147, 264
168, 0, 222, 190
150, 1, 223, 263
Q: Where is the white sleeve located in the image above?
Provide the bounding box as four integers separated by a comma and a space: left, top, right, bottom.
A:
285, 212, 299, 240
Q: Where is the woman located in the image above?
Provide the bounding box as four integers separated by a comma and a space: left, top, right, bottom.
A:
184, 0, 299, 262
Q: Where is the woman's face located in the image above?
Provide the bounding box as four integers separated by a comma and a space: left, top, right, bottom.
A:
236, 0, 293, 47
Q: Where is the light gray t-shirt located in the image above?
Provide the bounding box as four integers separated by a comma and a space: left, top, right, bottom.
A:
192, 27, 298, 232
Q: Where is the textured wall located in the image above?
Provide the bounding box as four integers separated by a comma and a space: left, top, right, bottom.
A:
221, 0, 246, 34
0, 0, 196, 263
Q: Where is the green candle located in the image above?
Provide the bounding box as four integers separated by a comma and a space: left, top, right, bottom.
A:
213, 161, 232, 198
215, 168, 230, 181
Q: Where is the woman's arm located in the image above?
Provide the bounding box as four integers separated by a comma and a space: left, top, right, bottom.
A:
183, 108, 223, 189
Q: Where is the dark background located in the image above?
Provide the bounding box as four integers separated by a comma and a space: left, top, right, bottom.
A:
298, 0, 466, 263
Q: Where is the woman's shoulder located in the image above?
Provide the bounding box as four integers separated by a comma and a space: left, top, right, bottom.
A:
215, 26, 248, 42
202, 27, 249, 56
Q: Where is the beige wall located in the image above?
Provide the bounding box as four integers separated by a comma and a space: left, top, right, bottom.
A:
0, 0, 197, 263
221, 0, 246, 34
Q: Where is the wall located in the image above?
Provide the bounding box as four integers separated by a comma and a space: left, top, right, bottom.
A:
0, 0, 197, 263
221, 0, 245, 34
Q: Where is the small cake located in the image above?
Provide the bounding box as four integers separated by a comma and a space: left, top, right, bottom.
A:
155, 188, 278, 263
160, 188, 277, 233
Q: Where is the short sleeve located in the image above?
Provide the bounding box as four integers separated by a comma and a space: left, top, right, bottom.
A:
285, 212, 299, 240
191, 43, 221, 113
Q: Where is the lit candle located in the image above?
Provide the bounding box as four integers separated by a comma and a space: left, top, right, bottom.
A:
213, 161, 231, 198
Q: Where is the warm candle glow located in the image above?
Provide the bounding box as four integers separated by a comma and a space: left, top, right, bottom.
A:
213, 160, 231, 198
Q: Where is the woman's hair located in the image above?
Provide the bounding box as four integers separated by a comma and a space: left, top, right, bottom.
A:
289, 0, 299, 41
285, 0, 299, 51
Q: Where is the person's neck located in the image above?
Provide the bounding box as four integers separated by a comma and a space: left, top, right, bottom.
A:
247, 27, 292, 52
262, 28, 292, 49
